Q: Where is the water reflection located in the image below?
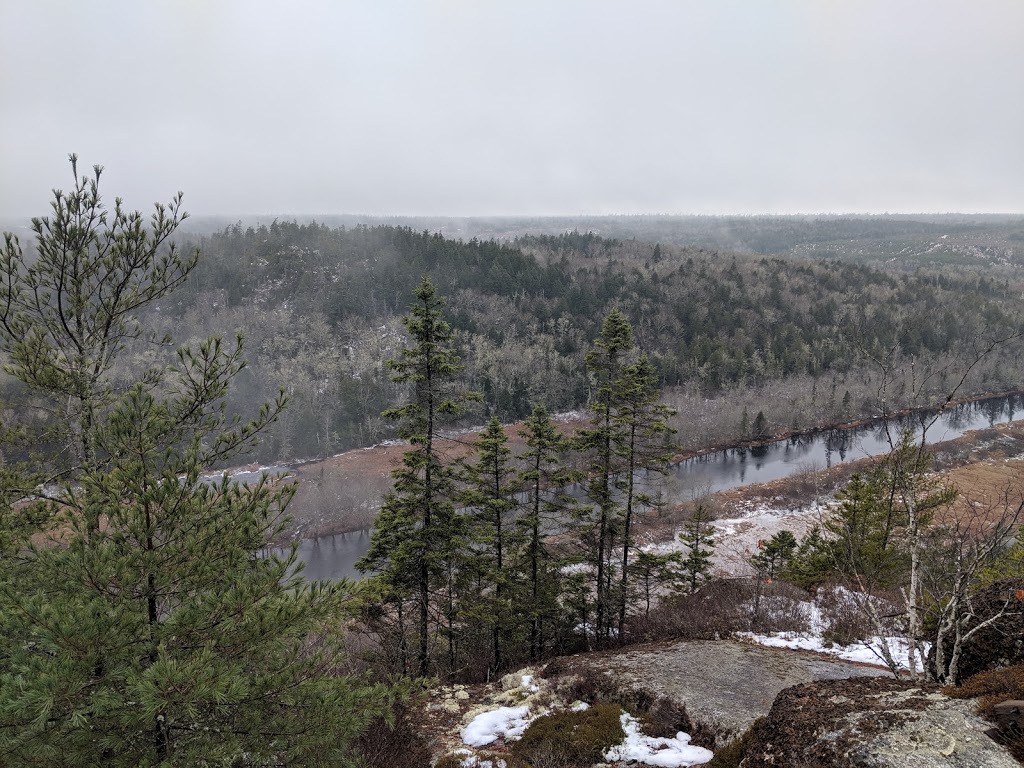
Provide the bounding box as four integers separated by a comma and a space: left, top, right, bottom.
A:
290, 394, 1020, 580
666, 394, 1019, 499
275, 529, 372, 582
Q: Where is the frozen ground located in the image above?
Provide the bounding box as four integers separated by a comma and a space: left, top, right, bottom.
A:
643, 498, 832, 578
453, 674, 712, 767
605, 712, 714, 766
737, 587, 924, 671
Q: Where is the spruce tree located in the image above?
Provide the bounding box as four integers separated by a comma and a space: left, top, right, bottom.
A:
679, 503, 716, 592
357, 277, 475, 677
577, 309, 634, 647
517, 404, 580, 661
460, 416, 519, 675
0, 161, 392, 766
630, 550, 685, 616
613, 354, 675, 638
752, 410, 769, 440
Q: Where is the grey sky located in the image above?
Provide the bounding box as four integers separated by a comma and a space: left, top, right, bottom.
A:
2, 0, 1022, 217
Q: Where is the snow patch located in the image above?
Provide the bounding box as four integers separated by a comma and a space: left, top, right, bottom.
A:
461, 705, 533, 747
451, 751, 511, 768
737, 630, 922, 669
605, 712, 714, 767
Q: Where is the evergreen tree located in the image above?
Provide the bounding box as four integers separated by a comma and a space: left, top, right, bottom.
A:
516, 404, 579, 661
679, 504, 716, 592
0, 162, 391, 766
577, 309, 634, 647
0, 155, 196, 488
460, 416, 519, 675
357, 277, 476, 677
752, 410, 769, 440
823, 464, 923, 589
783, 525, 833, 588
613, 354, 675, 638
629, 550, 685, 616
750, 529, 798, 580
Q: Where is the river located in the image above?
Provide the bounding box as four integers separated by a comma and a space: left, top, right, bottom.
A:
285, 393, 1021, 581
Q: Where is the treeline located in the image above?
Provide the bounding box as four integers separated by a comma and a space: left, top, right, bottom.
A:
133, 220, 1024, 462
359, 280, 698, 680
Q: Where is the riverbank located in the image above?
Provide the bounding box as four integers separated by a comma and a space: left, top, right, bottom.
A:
273, 390, 1024, 545
666, 387, 1024, 465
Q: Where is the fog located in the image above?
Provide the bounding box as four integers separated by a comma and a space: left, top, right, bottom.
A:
2, 1, 1022, 217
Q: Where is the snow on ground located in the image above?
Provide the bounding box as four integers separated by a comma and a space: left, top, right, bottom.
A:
643, 498, 832, 578
455, 670, 713, 766
736, 630, 918, 669
708, 500, 830, 577
641, 499, 931, 671
461, 705, 533, 747
605, 712, 714, 767
736, 588, 926, 670
446, 749, 510, 767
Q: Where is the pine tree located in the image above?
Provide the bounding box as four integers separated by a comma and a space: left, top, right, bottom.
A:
750, 529, 798, 581
824, 465, 923, 589
0, 155, 196, 490
783, 526, 833, 588
357, 277, 476, 677
0, 162, 392, 766
679, 504, 716, 592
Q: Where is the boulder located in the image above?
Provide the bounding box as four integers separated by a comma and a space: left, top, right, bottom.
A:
740, 676, 1017, 767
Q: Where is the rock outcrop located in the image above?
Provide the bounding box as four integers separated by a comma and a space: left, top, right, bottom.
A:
569, 639, 889, 744
740, 676, 1017, 767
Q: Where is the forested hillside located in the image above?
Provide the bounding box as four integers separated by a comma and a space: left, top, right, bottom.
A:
177, 213, 1024, 267
100, 220, 1024, 461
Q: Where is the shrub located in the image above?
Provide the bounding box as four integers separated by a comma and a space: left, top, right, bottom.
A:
751, 583, 813, 634
511, 704, 624, 768
639, 695, 717, 751
706, 718, 764, 768
626, 579, 753, 642
815, 582, 880, 646
354, 701, 433, 768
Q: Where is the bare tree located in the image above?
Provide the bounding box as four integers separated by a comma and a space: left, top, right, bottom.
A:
847, 323, 1021, 679
923, 485, 1024, 684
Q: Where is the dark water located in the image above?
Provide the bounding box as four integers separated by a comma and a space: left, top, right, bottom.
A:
660, 393, 1019, 499
289, 394, 1021, 581
283, 529, 372, 581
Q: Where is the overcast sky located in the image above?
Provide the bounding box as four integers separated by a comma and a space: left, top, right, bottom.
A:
1, 1, 1022, 217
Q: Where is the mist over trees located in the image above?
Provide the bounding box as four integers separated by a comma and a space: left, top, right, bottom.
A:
49, 218, 1020, 464
3, 160, 1024, 768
